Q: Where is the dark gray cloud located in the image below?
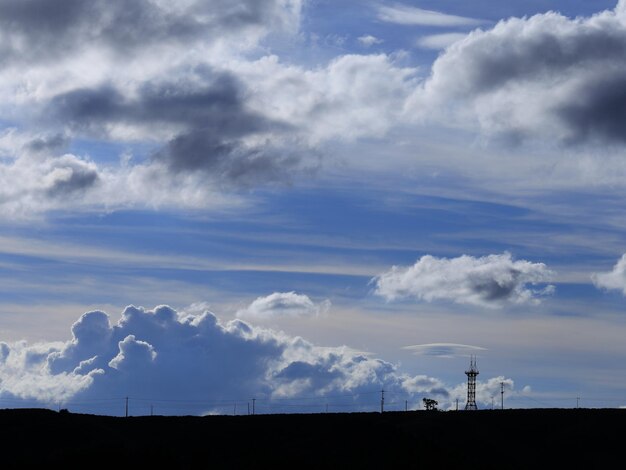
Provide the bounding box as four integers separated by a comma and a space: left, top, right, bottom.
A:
154, 130, 305, 186
47, 71, 306, 186
556, 73, 626, 144
49, 74, 256, 131
0, 0, 89, 63
437, 22, 626, 95
420, 3, 626, 146
0, 0, 300, 63
49, 86, 126, 130
26, 134, 70, 154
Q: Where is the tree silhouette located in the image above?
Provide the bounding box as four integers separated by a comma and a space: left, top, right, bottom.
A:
423, 398, 438, 411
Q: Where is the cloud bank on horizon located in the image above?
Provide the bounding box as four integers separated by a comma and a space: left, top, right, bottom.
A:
0, 304, 516, 415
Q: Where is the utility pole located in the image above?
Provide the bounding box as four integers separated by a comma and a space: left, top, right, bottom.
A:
500, 382, 505, 410
247, 402, 250, 415
405, 400, 408, 412
455, 398, 459, 411
252, 398, 256, 415
125, 397, 129, 418
380, 388, 385, 413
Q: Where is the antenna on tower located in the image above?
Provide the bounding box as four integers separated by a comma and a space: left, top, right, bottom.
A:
464, 355, 479, 410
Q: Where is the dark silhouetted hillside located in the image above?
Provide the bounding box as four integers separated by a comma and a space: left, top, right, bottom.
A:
0, 408, 622, 468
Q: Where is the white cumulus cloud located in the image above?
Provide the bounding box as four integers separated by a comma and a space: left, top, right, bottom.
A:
236, 292, 331, 319
358, 35, 383, 47
373, 253, 554, 308
592, 254, 626, 295
411, 1, 626, 146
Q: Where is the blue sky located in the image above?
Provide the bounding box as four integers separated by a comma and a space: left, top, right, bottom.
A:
2, 0, 626, 415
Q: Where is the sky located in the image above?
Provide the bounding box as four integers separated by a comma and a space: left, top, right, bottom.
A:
2, 0, 626, 416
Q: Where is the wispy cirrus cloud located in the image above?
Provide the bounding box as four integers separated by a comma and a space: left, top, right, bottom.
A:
415, 32, 467, 50
377, 3, 483, 27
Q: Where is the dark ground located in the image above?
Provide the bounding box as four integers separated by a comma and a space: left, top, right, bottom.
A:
0, 408, 622, 468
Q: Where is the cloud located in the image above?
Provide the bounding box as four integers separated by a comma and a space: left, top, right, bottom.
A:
0, 0, 302, 65
401, 375, 449, 396
373, 253, 555, 308
377, 3, 483, 27
0, 136, 104, 216
0, 304, 515, 414
45, 72, 311, 186
238, 53, 419, 144
0, 0, 312, 216
0, 340, 94, 403
413, 1, 626, 146
403, 343, 487, 358
476, 376, 514, 408
592, 254, 626, 295
358, 35, 383, 47
0, 68, 312, 216
0, 0, 423, 216
237, 292, 331, 319
415, 33, 468, 50
0, 139, 252, 217
42, 155, 100, 198
26, 134, 70, 153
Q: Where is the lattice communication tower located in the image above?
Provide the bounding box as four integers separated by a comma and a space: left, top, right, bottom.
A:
465, 356, 479, 410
